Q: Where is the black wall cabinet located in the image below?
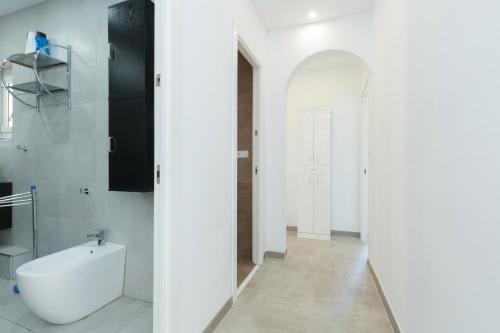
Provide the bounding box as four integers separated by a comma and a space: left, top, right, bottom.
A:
108, 0, 154, 192
0, 183, 12, 230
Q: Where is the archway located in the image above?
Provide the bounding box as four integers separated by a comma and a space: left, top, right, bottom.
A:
284, 50, 370, 245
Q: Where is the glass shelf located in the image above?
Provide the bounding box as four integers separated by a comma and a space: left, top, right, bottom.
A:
1, 45, 71, 112
9, 52, 67, 70
10, 81, 66, 96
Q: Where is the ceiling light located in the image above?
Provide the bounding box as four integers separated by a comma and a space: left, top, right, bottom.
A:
309, 11, 318, 19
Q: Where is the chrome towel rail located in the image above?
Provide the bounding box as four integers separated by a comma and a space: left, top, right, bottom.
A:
0, 192, 32, 204
0, 185, 38, 259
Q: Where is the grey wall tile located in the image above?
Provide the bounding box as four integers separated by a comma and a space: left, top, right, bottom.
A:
0, 0, 153, 302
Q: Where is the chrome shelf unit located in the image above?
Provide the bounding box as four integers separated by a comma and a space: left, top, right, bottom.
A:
0, 185, 38, 259
0, 44, 71, 112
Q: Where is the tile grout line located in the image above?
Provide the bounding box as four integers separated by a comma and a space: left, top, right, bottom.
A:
0, 291, 152, 333
0, 313, 35, 332
114, 302, 153, 333
0, 284, 36, 332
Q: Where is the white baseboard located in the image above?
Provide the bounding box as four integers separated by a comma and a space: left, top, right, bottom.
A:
237, 264, 259, 296
367, 260, 401, 333
297, 232, 331, 241
202, 297, 233, 333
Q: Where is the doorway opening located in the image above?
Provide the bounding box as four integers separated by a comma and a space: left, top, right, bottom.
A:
236, 51, 256, 287
232, 35, 263, 298
285, 51, 369, 245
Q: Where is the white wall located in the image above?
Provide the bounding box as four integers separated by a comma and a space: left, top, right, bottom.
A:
286, 60, 366, 233
370, 0, 500, 332
161, 0, 267, 331
265, 12, 373, 252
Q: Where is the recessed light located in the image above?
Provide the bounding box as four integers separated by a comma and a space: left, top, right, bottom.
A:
309, 11, 317, 19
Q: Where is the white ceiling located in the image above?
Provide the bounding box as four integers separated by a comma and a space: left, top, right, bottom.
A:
252, 0, 374, 31
0, 0, 46, 18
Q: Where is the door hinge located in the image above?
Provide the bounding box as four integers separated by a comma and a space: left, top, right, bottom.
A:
255, 130, 258, 136
156, 165, 161, 184
255, 166, 259, 176
155, 74, 161, 87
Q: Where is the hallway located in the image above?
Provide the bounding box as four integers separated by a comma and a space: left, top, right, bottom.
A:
215, 231, 393, 333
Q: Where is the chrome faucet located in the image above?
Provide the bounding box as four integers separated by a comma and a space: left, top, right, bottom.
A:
87, 229, 107, 246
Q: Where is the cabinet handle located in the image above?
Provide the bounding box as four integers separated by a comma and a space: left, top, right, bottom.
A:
109, 137, 117, 153
109, 43, 115, 61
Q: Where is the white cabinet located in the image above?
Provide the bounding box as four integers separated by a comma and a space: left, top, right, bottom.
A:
301, 110, 331, 166
298, 174, 314, 234
298, 172, 332, 241
313, 175, 331, 236
298, 109, 332, 241
314, 112, 332, 165
301, 111, 314, 165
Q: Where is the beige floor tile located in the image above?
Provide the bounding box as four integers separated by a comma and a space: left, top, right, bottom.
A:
215, 231, 393, 333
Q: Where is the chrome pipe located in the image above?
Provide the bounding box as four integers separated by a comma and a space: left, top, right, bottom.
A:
0, 199, 32, 205
0, 195, 31, 203
0, 192, 31, 200
0, 202, 33, 208
31, 185, 38, 259
0, 197, 31, 205
0, 185, 38, 259
0, 197, 32, 203
0, 56, 37, 109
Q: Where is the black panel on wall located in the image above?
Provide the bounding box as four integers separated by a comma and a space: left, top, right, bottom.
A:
109, 98, 154, 191
0, 183, 13, 230
108, 0, 154, 192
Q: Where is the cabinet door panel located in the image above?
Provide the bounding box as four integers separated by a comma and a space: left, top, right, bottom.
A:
314, 175, 331, 236
298, 174, 314, 234
109, 98, 154, 191
314, 112, 332, 165
108, 0, 154, 100
301, 111, 314, 165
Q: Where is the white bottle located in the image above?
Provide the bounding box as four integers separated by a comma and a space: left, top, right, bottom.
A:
25, 30, 37, 54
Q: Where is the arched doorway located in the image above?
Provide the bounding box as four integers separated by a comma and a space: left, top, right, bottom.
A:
285, 50, 370, 244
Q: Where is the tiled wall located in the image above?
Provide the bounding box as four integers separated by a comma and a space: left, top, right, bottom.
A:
0, 0, 153, 302
237, 52, 253, 257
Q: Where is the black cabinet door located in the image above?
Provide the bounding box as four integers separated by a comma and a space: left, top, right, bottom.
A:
109, 98, 154, 192
0, 183, 12, 230
108, 0, 154, 101
108, 0, 154, 192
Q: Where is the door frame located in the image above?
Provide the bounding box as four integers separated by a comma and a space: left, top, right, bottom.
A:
231, 24, 264, 300
153, 0, 169, 332
360, 94, 369, 242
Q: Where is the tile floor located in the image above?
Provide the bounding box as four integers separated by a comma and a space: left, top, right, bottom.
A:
0, 279, 152, 333
215, 230, 394, 333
